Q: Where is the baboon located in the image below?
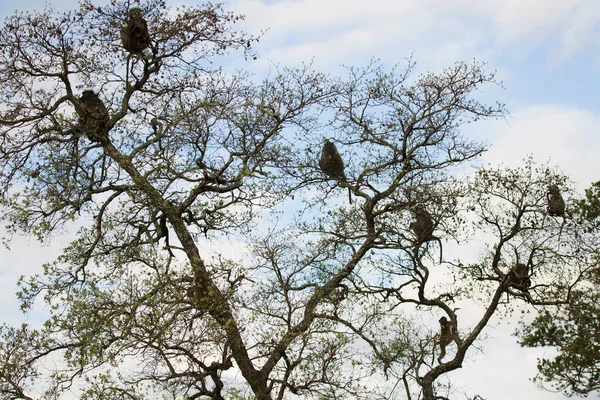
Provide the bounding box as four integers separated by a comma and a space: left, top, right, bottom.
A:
186, 284, 207, 322
187, 282, 216, 312
319, 140, 346, 181
438, 316, 461, 363
410, 206, 435, 242
319, 140, 352, 203
506, 263, 531, 292
547, 185, 565, 217
120, 7, 151, 54
187, 285, 201, 305
77, 90, 109, 142
150, 117, 162, 135
410, 205, 443, 263
328, 284, 349, 304
155, 214, 173, 256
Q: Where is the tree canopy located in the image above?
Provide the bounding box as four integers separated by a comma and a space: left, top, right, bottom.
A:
517, 181, 600, 397
0, 1, 598, 399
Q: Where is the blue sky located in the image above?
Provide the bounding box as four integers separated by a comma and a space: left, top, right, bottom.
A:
0, 0, 599, 399
227, 0, 600, 191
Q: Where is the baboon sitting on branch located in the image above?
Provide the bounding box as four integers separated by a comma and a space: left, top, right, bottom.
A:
77, 90, 109, 143
410, 206, 435, 242
121, 7, 151, 54
547, 185, 565, 217
505, 263, 531, 292
319, 139, 352, 203
410, 205, 443, 263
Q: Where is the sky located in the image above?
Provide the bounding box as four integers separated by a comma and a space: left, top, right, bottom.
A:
1, 0, 599, 399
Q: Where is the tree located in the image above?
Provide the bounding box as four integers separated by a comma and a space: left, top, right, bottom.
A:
517, 181, 600, 397
0, 1, 597, 399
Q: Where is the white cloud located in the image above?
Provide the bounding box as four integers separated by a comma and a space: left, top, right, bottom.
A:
553, 1, 600, 62
453, 334, 562, 400
482, 105, 600, 189
231, 0, 488, 69
231, 0, 600, 69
